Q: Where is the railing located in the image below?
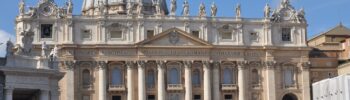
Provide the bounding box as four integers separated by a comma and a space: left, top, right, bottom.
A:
109, 84, 125, 91
167, 84, 183, 91
221, 84, 238, 91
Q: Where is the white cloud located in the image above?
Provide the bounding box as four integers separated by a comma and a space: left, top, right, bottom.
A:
0, 29, 15, 57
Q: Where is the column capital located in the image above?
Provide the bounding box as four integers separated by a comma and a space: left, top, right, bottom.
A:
213, 61, 220, 69
126, 61, 135, 69
300, 62, 311, 70
137, 60, 146, 68
202, 60, 212, 69
184, 60, 193, 69
264, 60, 277, 69
156, 60, 167, 69
96, 61, 108, 70
62, 60, 76, 70
237, 60, 248, 69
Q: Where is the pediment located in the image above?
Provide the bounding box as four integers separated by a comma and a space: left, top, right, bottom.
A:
136, 28, 212, 46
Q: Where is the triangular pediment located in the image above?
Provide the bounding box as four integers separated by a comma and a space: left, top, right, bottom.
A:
136, 28, 212, 46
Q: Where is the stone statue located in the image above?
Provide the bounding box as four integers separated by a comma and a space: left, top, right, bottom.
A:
271, 10, 281, 22
127, 2, 133, 15
297, 8, 306, 23
18, 27, 34, 55
6, 39, 14, 57
98, 1, 106, 15
49, 45, 59, 61
41, 42, 48, 57
264, 4, 271, 18
56, 8, 64, 18
28, 7, 37, 17
281, 0, 290, 8
170, 0, 176, 15
153, 0, 161, 15
19, 0, 25, 15
137, 3, 143, 15
182, 0, 189, 16
199, 3, 206, 17
66, 0, 73, 14
211, 2, 217, 17
235, 3, 241, 18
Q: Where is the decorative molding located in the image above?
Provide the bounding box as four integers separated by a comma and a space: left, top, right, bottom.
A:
96, 61, 108, 70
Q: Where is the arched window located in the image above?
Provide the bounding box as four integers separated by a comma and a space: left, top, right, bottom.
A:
168, 68, 180, 84
147, 69, 155, 88
111, 67, 123, 85
284, 68, 295, 87
82, 69, 91, 86
223, 68, 233, 84
192, 69, 200, 86
252, 69, 260, 84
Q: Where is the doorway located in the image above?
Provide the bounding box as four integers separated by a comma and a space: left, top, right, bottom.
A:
13, 89, 40, 100
282, 93, 298, 100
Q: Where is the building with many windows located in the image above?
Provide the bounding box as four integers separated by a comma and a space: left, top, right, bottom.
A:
0, 0, 311, 100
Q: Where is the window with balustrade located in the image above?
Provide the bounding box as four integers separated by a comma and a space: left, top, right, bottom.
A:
167, 62, 182, 90
109, 62, 125, 90
147, 69, 156, 88
82, 69, 91, 88
221, 62, 237, 91
251, 69, 260, 87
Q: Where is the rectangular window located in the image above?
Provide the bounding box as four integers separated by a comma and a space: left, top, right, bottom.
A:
110, 30, 123, 39
147, 95, 155, 100
112, 96, 122, 100
224, 95, 233, 100
82, 29, 91, 39
41, 24, 53, 38
147, 30, 155, 39
222, 32, 232, 40
82, 95, 90, 100
191, 31, 200, 38
282, 28, 291, 41
194, 95, 201, 100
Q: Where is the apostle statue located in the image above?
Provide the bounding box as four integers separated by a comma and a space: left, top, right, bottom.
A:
137, 3, 143, 15
153, 0, 161, 15
98, 1, 106, 15
41, 42, 48, 57
281, 0, 290, 8
296, 8, 306, 23
6, 39, 14, 57
66, 0, 73, 14
264, 3, 271, 18
49, 45, 59, 61
211, 2, 217, 17
19, 0, 25, 15
235, 3, 241, 18
182, 0, 189, 16
170, 0, 176, 15
199, 3, 206, 17
28, 7, 37, 17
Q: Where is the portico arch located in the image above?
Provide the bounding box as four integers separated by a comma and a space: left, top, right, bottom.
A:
282, 93, 298, 100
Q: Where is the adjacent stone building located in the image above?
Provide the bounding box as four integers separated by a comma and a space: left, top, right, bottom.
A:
0, 0, 311, 100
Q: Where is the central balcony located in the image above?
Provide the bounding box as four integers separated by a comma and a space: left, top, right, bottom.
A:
167, 84, 183, 91
221, 84, 238, 91
108, 84, 126, 91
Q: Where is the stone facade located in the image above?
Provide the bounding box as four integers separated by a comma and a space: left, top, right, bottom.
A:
0, 0, 312, 100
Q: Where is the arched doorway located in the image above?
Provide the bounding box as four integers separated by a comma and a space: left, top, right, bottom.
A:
282, 93, 298, 100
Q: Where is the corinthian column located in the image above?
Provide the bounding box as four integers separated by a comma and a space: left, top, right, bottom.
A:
98, 61, 107, 100
265, 61, 276, 100
126, 61, 135, 100
203, 61, 211, 100
138, 61, 146, 100
184, 61, 192, 100
212, 61, 221, 100
157, 61, 166, 100
237, 61, 247, 100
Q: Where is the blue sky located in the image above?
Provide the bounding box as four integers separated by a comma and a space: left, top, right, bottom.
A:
0, 0, 349, 57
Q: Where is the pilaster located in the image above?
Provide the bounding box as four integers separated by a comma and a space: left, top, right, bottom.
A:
137, 61, 146, 100
237, 60, 247, 100
265, 61, 277, 100
301, 62, 311, 100
63, 61, 76, 100
126, 61, 135, 100
97, 61, 107, 100
212, 61, 221, 100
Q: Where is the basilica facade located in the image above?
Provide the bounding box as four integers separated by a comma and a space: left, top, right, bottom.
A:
0, 0, 311, 100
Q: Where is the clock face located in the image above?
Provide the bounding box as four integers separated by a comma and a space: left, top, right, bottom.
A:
40, 4, 54, 16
